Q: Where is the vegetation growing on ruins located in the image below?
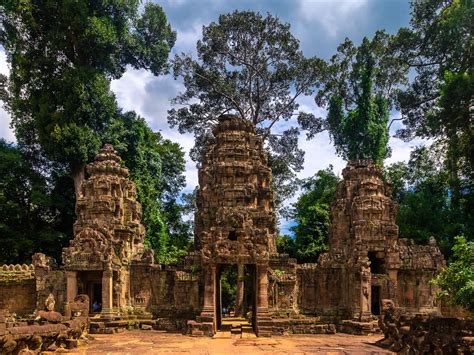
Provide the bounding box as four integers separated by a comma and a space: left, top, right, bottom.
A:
168, 10, 325, 210
0, 0, 472, 291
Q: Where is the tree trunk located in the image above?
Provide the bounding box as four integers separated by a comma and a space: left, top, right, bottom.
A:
72, 164, 85, 199
235, 264, 245, 317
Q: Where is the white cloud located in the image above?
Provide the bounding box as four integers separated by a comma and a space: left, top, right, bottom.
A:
298, 0, 369, 37
0, 48, 15, 143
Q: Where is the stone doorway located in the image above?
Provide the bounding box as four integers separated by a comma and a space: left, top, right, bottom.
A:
216, 264, 257, 336
371, 285, 381, 315
77, 271, 102, 313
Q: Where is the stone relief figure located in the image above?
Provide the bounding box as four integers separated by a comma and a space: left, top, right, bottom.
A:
45, 293, 55, 311
360, 257, 371, 319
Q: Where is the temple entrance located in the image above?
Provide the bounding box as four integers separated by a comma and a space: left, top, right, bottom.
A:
371, 285, 381, 315
216, 264, 257, 336
77, 271, 102, 313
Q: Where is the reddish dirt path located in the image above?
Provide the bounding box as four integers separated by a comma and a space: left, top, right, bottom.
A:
68, 330, 394, 354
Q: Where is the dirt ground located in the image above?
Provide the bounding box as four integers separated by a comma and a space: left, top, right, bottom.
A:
67, 330, 394, 354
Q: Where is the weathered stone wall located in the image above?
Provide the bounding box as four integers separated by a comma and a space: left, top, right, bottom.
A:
130, 264, 200, 318
268, 255, 297, 316
0, 265, 37, 316
296, 264, 357, 318
378, 301, 474, 353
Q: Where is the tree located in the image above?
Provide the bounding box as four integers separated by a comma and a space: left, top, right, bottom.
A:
300, 33, 407, 165
290, 167, 339, 263
394, 0, 473, 210
0, 139, 67, 264
385, 145, 470, 255
433, 236, 474, 313
168, 10, 325, 211
0, 0, 176, 198
275, 235, 296, 259
104, 111, 191, 264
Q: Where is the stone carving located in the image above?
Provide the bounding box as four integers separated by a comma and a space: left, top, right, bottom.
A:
62, 144, 145, 271
45, 293, 55, 311
64, 294, 90, 319
194, 115, 277, 264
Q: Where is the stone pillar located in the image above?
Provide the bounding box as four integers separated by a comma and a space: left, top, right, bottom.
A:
359, 261, 372, 321
66, 271, 78, 302
256, 264, 272, 336
257, 265, 269, 312
101, 269, 114, 319
387, 269, 398, 305
200, 264, 216, 327
235, 264, 245, 317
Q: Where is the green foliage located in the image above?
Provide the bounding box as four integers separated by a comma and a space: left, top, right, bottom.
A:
394, 0, 473, 214
0, 139, 68, 263
168, 10, 325, 213
290, 167, 339, 263
276, 235, 296, 259
220, 264, 238, 310
0, 0, 176, 194
324, 38, 390, 164
385, 145, 472, 255
433, 236, 474, 313
104, 111, 191, 264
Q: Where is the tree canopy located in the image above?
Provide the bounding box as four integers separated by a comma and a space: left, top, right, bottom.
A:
168, 10, 325, 211
299, 34, 406, 165
0, 0, 176, 196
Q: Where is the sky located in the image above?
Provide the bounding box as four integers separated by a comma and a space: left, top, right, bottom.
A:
0, 0, 428, 234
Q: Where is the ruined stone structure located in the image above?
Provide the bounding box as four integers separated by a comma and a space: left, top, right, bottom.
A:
378, 299, 474, 353
295, 161, 445, 323
62, 144, 146, 319
190, 115, 279, 336
0, 126, 449, 342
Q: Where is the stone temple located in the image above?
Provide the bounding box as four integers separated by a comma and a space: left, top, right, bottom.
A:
0, 115, 447, 343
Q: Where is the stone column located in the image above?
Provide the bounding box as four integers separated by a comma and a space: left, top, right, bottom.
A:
256, 264, 272, 337
387, 269, 398, 305
257, 265, 269, 312
235, 264, 245, 317
66, 271, 78, 302
200, 264, 216, 325
101, 269, 114, 319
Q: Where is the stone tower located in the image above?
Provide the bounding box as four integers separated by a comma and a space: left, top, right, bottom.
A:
329, 160, 399, 260
192, 115, 276, 336
324, 160, 444, 319
63, 144, 145, 318
195, 115, 277, 261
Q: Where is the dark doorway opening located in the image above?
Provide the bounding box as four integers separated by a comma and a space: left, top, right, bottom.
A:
228, 230, 237, 241
216, 264, 256, 335
371, 285, 381, 315
368, 251, 385, 274
77, 271, 102, 313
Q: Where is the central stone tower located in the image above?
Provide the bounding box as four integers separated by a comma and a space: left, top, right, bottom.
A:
193, 115, 276, 336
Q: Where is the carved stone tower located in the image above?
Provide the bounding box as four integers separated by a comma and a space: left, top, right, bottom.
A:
193, 115, 276, 336
63, 144, 145, 319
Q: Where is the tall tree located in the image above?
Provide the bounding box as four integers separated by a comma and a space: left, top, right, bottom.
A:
0, 139, 67, 264
385, 145, 471, 255
290, 167, 339, 263
0, 0, 176, 198
299, 32, 408, 164
168, 10, 325, 211
394, 0, 473, 209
